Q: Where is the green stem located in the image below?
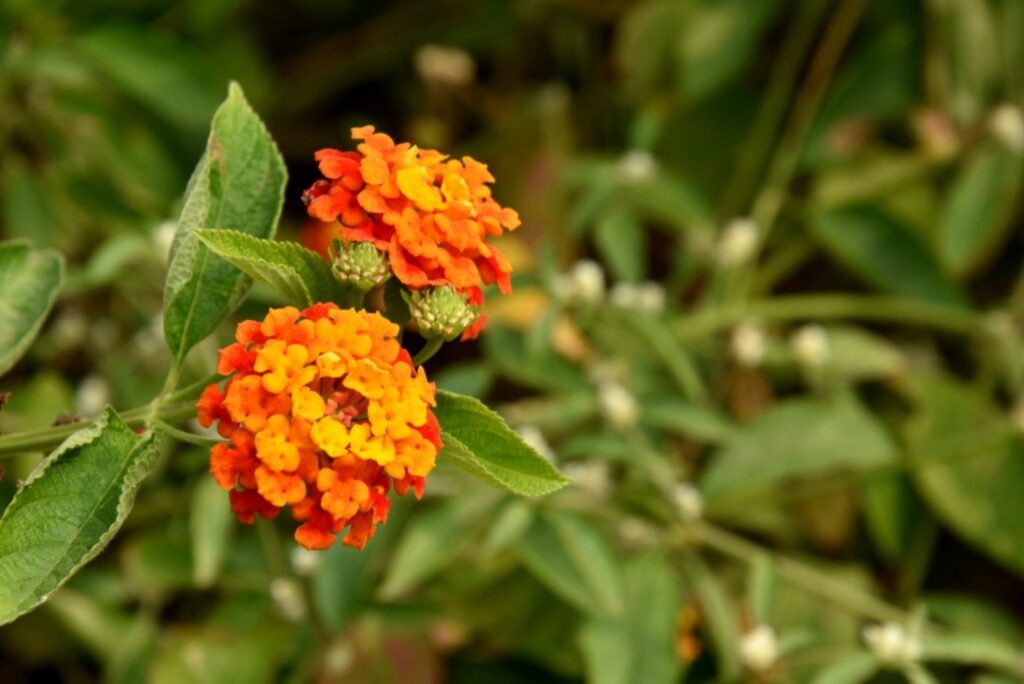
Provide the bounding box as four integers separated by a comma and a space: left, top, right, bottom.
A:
412, 337, 444, 366
693, 520, 907, 623
166, 371, 222, 404
152, 419, 220, 448
674, 294, 980, 340
0, 400, 197, 458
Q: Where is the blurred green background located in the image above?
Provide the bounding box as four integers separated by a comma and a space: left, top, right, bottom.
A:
2, 0, 1024, 682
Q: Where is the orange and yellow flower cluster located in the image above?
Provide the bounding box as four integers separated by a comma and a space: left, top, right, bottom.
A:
197, 303, 441, 550
302, 126, 520, 339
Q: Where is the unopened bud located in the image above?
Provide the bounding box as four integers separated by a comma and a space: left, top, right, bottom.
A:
732, 321, 766, 367
672, 483, 703, 522
862, 623, 921, 665
716, 218, 759, 267
739, 625, 779, 672
791, 324, 829, 368
617, 150, 659, 184
990, 104, 1024, 152
330, 239, 390, 291
598, 382, 639, 430
404, 285, 480, 341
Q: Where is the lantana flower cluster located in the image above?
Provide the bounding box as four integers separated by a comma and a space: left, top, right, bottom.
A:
302, 126, 520, 339
197, 303, 441, 550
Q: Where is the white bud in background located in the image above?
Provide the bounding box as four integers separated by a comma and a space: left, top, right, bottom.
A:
516, 425, 555, 462
617, 150, 659, 184
563, 460, 611, 499
618, 517, 657, 548
154, 220, 178, 262
731, 321, 766, 367
269, 577, 306, 622
990, 104, 1024, 152
414, 45, 475, 87
716, 218, 759, 267
75, 375, 110, 417
598, 382, 640, 430
739, 625, 779, 672
862, 622, 921, 665
610, 282, 665, 314
672, 483, 703, 522
791, 324, 829, 368
570, 260, 605, 305
322, 640, 356, 677
51, 311, 88, 351
290, 547, 322, 577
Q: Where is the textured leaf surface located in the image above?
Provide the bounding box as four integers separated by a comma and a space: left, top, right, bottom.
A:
435, 390, 570, 496
0, 241, 63, 377
163, 83, 286, 367
518, 508, 624, 617
701, 398, 897, 502
195, 230, 348, 306
0, 409, 161, 625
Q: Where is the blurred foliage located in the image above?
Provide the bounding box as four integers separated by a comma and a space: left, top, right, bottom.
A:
2, 0, 1024, 682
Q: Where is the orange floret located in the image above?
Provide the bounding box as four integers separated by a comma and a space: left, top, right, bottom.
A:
197, 303, 441, 551
302, 126, 520, 340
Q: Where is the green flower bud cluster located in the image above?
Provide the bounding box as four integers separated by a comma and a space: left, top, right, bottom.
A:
330, 239, 390, 291
403, 286, 479, 341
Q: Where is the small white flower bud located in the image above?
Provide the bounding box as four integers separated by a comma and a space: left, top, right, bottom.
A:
75, 375, 110, 417
791, 324, 829, 367
516, 425, 555, 462
290, 547, 321, 577
269, 576, 306, 622
618, 517, 657, 548
863, 622, 921, 664
563, 461, 611, 499
731, 321, 766, 367
617, 150, 659, 184
414, 45, 475, 87
570, 260, 605, 305
716, 218, 759, 267
672, 483, 703, 522
599, 382, 639, 430
739, 625, 779, 672
990, 104, 1024, 152
610, 282, 665, 314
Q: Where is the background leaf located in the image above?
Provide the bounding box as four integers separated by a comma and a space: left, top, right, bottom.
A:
163, 83, 286, 369
0, 409, 161, 625
0, 241, 63, 377
434, 390, 570, 496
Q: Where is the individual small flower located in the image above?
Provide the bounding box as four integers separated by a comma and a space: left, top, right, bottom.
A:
990, 104, 1024, 152
617, 150, 659, 184
618, 517, 658, 549
404, 285, 480, 341
739, 625, 779, 672
671, 483, 703, 522
414, 45, 476, 87
330, 239, 391, 291
862, 622, 921, 665
197, 304, 442, 551
598, 382, 639, 430
290, 546, 322, 576
716, 218, 759, 267
553, 260, 606, 306
563, 460, 611, 499
791, 324, 829, 368
731, 321, 766, 367
303, 126, 520, 340
610, 281, 666, 314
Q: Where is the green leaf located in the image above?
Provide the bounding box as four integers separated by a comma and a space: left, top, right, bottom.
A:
615, 309, 707, 401
190, 476, 233, 588
0, 241, 64, 377
938, 146, 1024, 276
0, 409, 161, 625
78, 25, 223, 131
195, 230, 349, 307
641, 397, 735, 444
819, 325, 906, 381
922, 633, 1023, 674
810, 654, 880, 684
313, 541, 374, 631
2, 160, 60, 246
434, 390, 570, 497
378, 496, 489, 600
163, 83, 286, 369
812, 206, 967, 307
684, 555, 740, 681
908, 375, 1024, 576
593, 206, 646, 283
579, 553, 683, 684
148, 623, 291, 684
701, 397, 897, 503
518, 508, 624, 617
